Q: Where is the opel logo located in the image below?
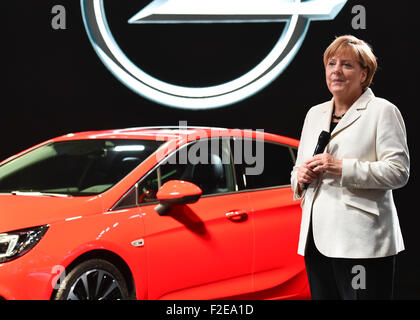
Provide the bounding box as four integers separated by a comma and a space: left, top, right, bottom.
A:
81, 0, 347, 109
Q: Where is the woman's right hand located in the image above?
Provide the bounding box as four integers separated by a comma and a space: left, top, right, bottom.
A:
297, 162, 319, 189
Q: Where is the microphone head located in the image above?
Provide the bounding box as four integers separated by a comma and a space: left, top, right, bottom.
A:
318, 130, 331, 148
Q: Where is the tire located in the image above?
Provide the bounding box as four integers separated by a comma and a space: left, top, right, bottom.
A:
54, 259, 130, 300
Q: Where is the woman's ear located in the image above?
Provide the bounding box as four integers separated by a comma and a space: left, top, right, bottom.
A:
361, 68, 368, 85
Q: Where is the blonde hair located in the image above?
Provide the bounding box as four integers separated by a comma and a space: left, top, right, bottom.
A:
323, 35, 377, 90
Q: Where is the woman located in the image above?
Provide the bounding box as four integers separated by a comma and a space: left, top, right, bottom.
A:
291, 35, 410, 299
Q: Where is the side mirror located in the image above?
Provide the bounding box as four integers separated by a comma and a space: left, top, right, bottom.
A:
155, 180, 202, 216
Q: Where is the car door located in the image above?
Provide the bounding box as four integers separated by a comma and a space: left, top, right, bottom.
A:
232, 138, 306, 298
136, 138, 254, 299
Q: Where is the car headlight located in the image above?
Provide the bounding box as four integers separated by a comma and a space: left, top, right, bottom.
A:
0, 225, 49, 263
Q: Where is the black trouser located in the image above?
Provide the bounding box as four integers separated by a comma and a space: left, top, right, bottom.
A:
304, 221, 396, 300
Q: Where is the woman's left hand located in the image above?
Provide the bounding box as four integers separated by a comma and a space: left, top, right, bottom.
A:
305, 153, 343, 176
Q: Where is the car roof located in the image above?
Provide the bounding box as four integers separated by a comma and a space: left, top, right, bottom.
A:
51, 126, 299, 148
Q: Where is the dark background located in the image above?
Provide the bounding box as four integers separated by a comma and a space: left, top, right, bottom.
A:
4, 1, 419, 298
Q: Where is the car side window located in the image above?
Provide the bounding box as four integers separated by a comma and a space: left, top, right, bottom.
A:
232, 139, 296, 190
137, 138, 235, 204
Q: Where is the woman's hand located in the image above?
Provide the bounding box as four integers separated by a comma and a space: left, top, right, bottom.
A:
297, 162, 319, 188
305, 153, 343, 176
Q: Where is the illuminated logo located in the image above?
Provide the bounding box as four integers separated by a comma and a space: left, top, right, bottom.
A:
81, 0, 347, 109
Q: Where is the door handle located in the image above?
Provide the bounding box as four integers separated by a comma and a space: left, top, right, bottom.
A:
225, 210, 248, 222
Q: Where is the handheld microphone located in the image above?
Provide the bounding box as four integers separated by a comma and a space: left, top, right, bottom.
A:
302, 130, 331, 190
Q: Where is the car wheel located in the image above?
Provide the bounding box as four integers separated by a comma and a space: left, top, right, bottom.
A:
54, 259, 130, 300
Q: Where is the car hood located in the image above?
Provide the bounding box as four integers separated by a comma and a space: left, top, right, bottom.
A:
0, 194, 104, 233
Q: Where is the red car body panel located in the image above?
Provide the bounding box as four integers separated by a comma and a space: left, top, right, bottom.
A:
142, 192, 254, 299
0, 127, 310, 300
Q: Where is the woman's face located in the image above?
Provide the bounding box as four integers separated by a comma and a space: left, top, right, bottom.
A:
325, 49, 367, 100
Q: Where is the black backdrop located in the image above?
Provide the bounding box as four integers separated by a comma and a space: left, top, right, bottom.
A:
4, 0, 419, 299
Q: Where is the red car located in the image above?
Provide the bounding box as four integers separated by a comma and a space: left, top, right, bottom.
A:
0, 126, 309, 300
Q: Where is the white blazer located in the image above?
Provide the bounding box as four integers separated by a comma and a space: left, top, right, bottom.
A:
291, 88, 410, 258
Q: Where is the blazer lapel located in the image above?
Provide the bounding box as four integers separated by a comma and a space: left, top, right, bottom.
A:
330, 104, 361, 137
330, 88, 375, 138
319, 99, 334, 132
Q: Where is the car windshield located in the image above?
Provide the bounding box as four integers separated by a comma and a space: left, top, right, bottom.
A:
0, 139, 163, 196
